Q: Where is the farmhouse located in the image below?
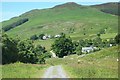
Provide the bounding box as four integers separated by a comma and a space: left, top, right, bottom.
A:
82, 46, 97, 53
55, 35, 61, 38
42, 36, 47, 40
42, 35, 51, 40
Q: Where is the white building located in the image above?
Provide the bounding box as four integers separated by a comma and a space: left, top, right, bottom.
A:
82, 46, 97, 53
42, 36, 47, 40
82, 47, 94, 53
55, 35, 61, 38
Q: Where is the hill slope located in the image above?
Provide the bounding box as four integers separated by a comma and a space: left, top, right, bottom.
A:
91, 2, 120, 16
2, 2, 118, 40
47, 46, 118, 78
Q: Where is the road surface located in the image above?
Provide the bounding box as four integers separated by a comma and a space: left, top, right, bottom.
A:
42, 65, 69, 78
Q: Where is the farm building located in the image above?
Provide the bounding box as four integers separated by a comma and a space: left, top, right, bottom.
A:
82, 46, 98, 53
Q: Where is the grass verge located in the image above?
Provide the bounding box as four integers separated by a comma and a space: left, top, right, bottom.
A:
2, 62, 50, 78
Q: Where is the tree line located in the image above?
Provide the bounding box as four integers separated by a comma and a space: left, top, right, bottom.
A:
2, 18, 29, 32
2, 33, 119, 64
2, 34, 51, 64
51, 33, 119, 57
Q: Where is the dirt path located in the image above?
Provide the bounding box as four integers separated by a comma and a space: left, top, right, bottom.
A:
42, 65, 69, 78
50, 50, 57, 58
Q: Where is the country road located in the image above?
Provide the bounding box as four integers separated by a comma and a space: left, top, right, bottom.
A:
42, 65, 69, 78
50, 50, 57, 58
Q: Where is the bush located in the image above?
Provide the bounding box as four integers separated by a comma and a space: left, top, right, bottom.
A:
39, 34, 45, 40
30, 34, 38, 40
51, 33, 75, 58
115, 34, 120, 44
2, 34, 48, 64
18, 40, 48, 64
17, 40, 37, 63
76, 45, 82, 55
2, 34, 19, 64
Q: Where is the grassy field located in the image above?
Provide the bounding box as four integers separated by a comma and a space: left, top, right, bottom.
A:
1, 2, 118, 52
34, 39, 54, 51
1, 2, 118, 79
46, 46, 118, 78
1, 46, 118, 78
2, 62, 49, 78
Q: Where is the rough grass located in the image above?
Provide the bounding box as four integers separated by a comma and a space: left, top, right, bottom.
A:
2, 4, 118, 41
34, 39, 54, 51
46, 46, 118, 78
2, 4, 118, 52
2, 62, 50, 78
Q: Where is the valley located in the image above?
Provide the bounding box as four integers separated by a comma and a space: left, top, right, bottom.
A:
1, 2, 119, 79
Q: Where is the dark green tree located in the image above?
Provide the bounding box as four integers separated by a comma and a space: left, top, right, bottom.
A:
2, 34, 19, 64
76, 45, 82, 55
109, 38, 116, 46
115, 34, 120, 44
39, 34, 45, 40
51, 33, 75, 58
17, 40, 37, 63
30, 34, 38, 40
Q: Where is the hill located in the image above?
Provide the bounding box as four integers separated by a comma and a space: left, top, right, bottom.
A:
1, 2, 118, 50
47, 46, 118, 78
91, 2, 120, 16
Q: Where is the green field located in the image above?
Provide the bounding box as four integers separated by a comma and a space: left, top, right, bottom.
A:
1, 3, 118, 52
2, 3, 118, 41
46, 46, 118, 78
2, 62, 49, 78
1, 2, 118, 78
1, 46, 118, 78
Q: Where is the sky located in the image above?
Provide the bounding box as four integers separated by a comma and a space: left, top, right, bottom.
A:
0, 0, 119, 22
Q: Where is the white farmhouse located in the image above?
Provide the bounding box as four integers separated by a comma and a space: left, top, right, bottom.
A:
42, 36, 47, 40
55, 35, 61, 38
82, 47, 94, 53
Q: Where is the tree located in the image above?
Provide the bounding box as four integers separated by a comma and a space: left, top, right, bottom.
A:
2, 34, 19, 64
2, 18, 28, 32
76, 45, 82, 55
30, 34, 38, 40
115, 34, 120, 44
17, 40, 37, 63
79, 39, 86, 47
93, 37, 102, 47
18, 40, 47, 64
51, 33, 75, 58
109, 38, 116, 46
2, 34, 48, 64
97, 33, 101, 37
102, 39, 109, 48
39, 34, 45, 40
33, 45, 48, 64
100, 29, 105, 34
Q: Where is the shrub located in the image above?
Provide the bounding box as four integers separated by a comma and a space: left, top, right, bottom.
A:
2, 34, 19, 64
30, 34, 38, 40
39, 34, 45, 40
76, 45, 82, 55
2, 34, 48, 64
51, 33, 75, 58
115, 34, 120, 44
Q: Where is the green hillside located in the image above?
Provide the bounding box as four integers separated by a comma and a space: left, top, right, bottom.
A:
91, 2, 120, 16
1, 2, 118, 50
47, 46, 118, 78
